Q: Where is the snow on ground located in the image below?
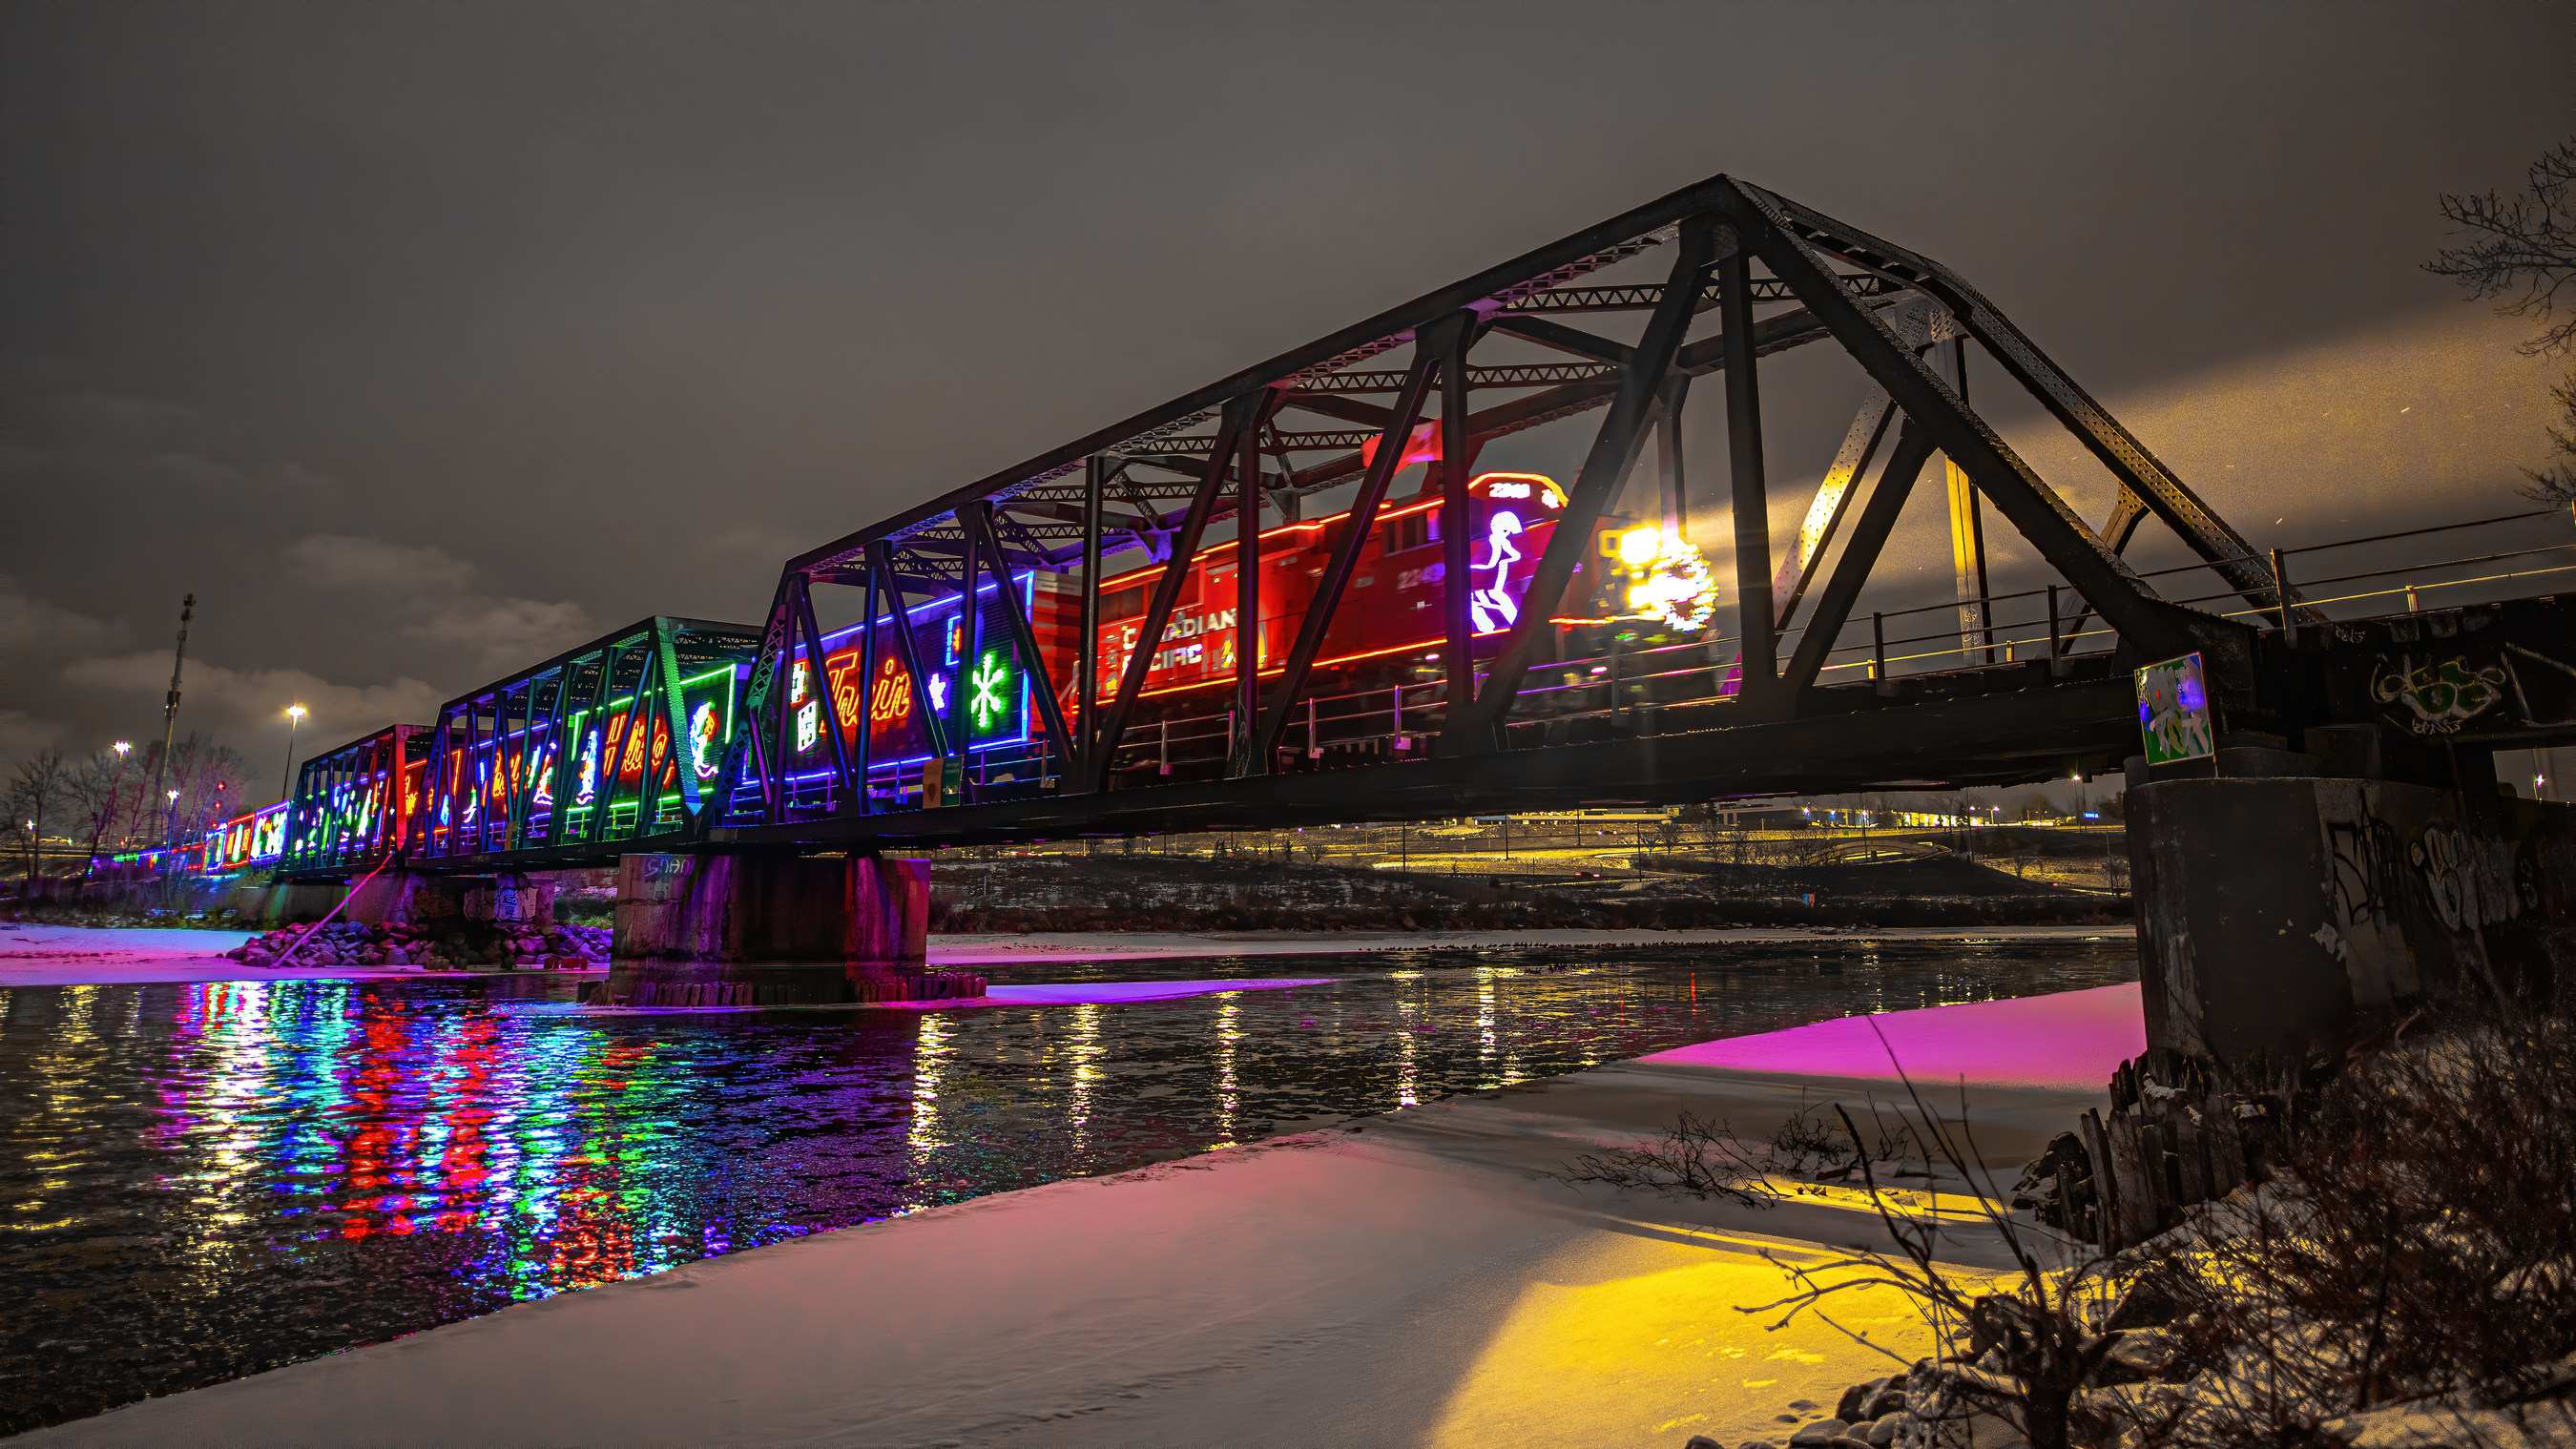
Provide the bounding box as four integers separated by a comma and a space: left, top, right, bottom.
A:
18, 983, 2134, 1449
0, 923, 471, 986
0, 925, 259, 956
1639, 982, 2146, 1092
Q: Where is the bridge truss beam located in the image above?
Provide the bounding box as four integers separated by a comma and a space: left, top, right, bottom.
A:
714, 172, 2273, 843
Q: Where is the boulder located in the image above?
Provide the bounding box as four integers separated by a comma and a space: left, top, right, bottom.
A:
1837, 1379, 1892, 1423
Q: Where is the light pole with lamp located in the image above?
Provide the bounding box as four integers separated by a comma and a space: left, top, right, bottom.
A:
280, 704, 307, 804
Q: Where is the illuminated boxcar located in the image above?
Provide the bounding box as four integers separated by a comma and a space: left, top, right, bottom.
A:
201, 798, 293, 874
420, 618, 758, 861
280, 723, 432, 876
761, 569, 1078, 812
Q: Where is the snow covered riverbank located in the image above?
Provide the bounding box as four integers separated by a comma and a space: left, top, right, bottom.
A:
17, 984, 2140, 1448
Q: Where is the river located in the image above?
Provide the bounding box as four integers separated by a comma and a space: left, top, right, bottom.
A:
0, 935, 2134, 1434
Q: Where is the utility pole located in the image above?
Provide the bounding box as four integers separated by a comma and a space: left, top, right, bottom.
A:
148, 594, 194, 847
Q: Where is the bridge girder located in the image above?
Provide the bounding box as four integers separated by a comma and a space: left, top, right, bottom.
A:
713, 172, 2289, 845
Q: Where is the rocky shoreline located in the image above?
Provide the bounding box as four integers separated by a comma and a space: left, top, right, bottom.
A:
1685, 1010, 2576, 1449
222, 918, 610, 970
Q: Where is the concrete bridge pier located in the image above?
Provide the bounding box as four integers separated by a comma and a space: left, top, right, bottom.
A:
221, 870, 478, 928
344, 872, 479, 930
605, 852, 929, 1006
2128, 767, 2576, 1063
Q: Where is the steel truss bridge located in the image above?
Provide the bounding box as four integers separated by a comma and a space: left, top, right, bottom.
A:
276, 172, 2576, 879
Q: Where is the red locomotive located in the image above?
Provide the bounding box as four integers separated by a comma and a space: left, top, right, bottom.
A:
768, 469, 1604, 794
1092, 470, 1580, 704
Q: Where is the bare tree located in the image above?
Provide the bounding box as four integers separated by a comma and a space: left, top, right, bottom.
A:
2520, 371, 2576, 505
2427, 138, 2576, 500
138, 734, 247, 849
70, 746, 143, 875
6, 749, 75, 892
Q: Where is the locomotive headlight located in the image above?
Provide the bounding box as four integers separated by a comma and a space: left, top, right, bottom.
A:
1619, 528, 1717, 629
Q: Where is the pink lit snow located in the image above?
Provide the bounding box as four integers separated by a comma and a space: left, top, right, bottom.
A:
1637, 982, 2145, 1092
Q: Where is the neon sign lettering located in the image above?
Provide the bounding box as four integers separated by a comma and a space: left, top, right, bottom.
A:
867, 655, 911, 725
1474, 472, 1565, 509
822, 649, 865, 733
689, 702, 720, 779
1469, 510, 1524, 631
968, 650, 1014, 734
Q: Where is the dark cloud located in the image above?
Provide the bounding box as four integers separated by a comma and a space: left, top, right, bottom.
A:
3, 1, 2569, 781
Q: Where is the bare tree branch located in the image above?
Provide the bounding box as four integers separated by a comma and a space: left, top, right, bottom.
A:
2427, 139, 2576, 358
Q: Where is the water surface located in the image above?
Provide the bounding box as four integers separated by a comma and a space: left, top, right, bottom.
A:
0, 936, 2133, 1433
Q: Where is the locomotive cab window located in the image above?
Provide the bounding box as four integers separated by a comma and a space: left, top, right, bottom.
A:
1382, 513, 1434, 554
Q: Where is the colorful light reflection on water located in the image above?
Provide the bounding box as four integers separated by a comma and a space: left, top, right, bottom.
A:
0, 937, 2134, 1433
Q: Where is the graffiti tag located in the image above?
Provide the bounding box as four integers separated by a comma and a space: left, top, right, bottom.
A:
2372, 653, 2509, 735
2326, 814, 2403, 935
2410, 822, 2519, 933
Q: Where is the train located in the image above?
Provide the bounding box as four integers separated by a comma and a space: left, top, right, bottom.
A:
759, 468, 1609, 797
141, 467, 1654, 879
1094, 469, 1577, 699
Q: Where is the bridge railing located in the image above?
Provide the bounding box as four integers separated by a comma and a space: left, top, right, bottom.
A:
743, 632, 1762, 814
1076, 637, 1752, 785
1773, 507, 2576, 686
2172, 507, 2576, 625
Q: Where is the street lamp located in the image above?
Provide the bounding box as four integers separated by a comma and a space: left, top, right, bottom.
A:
280, 704, 307, 802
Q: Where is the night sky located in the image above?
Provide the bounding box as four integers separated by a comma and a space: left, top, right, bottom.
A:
4, 3, 2569, 799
